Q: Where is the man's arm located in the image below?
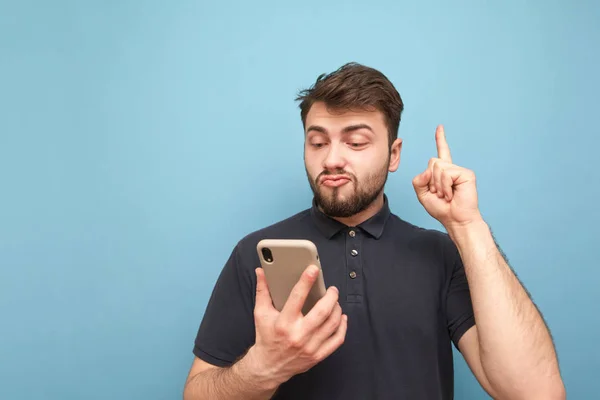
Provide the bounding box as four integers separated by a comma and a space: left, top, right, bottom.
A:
184, 266, 347, 400
449, 221, 565, 400
412, 124, 565, 399
183, 356, 278, 400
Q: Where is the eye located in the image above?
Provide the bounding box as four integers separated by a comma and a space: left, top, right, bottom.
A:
349, 142, 367, 148
310, 142, 326, 148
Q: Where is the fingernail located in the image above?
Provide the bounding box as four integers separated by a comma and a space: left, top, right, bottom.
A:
307, 265, 318, 277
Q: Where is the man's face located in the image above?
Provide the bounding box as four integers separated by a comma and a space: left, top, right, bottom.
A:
304, 102, 401, 218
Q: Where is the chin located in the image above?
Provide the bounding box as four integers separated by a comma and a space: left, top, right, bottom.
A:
322, 189, 351, 201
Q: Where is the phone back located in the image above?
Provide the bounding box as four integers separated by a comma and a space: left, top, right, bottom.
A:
256, 239, 326, 315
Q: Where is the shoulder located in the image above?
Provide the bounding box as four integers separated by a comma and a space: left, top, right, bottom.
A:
387, 213, 459, 263
232, 207, 313, 261
214, 208, 313, 287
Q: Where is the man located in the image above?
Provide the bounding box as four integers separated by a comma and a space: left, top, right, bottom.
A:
183, 63, 565, 399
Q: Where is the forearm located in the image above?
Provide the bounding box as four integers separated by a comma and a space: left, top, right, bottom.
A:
449, 219, 564, 398
183, 354, 278, 400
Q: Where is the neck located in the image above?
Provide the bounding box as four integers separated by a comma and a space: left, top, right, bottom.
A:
327, 192, 385, 227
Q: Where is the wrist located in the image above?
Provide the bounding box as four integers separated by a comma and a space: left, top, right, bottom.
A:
234, 345, 281, 392
446, 217, 490, 248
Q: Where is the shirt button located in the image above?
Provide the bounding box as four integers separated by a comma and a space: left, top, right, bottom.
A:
349, 230, 356, 237
350, 249, 358, 256
349, 271, 357, 279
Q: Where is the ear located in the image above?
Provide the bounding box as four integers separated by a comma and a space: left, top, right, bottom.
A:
388, 138, 403, 172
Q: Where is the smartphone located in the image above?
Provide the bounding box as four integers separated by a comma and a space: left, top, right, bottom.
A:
256, 239, 327, 315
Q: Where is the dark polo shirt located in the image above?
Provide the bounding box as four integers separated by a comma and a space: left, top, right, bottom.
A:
193, 195, 475, 399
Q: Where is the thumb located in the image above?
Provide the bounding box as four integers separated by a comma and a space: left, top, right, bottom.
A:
255, 267, 275, 311
412, 169, 432, 194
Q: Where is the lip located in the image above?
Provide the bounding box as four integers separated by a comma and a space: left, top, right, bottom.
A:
320, 175, 351, 187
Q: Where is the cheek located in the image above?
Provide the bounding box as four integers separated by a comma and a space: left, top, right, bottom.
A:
304, 154, 320, 175
351, 153, 387, 178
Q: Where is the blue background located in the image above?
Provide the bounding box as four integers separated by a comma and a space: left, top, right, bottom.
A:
1, 1, 598, 398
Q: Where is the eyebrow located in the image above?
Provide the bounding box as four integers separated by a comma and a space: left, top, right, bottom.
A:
306, 124, 374, 135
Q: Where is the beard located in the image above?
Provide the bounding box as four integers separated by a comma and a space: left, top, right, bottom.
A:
306, 159, 389, 218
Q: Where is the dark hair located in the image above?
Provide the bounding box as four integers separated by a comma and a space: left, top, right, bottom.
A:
295, 62, 404, 146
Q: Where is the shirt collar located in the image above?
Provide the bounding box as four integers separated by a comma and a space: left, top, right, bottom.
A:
310, 194, 391, 239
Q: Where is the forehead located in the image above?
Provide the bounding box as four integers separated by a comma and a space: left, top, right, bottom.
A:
305, 102, 387, 134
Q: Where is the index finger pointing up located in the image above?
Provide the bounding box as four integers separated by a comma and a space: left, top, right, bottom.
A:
435, 125, 452, 163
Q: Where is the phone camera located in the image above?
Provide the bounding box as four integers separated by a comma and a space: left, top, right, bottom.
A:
261, 247, 273, 263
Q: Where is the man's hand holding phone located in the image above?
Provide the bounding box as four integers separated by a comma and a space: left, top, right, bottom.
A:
242, 265, 347, 391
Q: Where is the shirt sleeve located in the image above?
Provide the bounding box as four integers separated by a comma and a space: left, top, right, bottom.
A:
193, 244, 256, 367
445, 242, 476, 350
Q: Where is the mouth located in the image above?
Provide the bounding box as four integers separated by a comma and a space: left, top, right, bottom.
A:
320, 175, 352, 188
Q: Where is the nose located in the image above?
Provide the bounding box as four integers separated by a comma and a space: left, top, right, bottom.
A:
322, 143, 346, 171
